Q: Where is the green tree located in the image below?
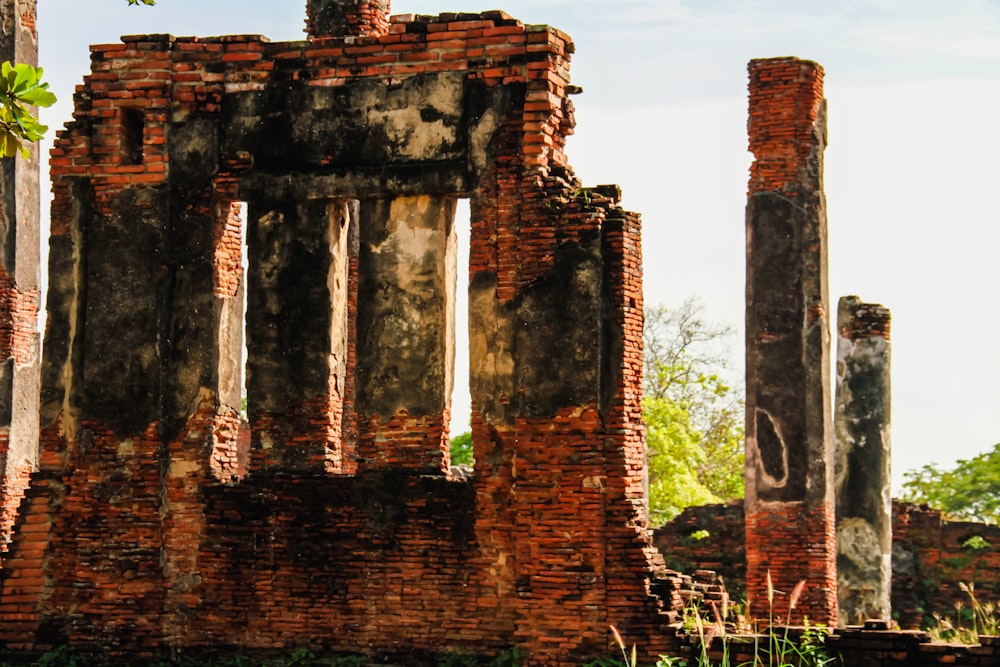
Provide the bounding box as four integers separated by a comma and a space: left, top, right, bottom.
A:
900, 443, 1000, 525
0, 0, 154, 158
643, 298, 744, 525
450, 430, 473, 467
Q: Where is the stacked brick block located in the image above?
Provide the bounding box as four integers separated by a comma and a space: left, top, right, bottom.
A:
747, 59, 826, 195
307, 0, 391, 39
212, 202, 243, 299
0, 5, 678, 665
745, 57, 837, 626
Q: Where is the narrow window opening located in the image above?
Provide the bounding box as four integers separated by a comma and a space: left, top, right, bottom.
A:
448, 198, 473, 469
235, 200, 252, 478
239, 202, 250, 422
210, 200, 250, 482
121, 107, 144, 165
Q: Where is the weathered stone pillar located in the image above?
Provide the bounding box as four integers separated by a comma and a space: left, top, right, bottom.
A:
835, 296, 891, 625
246, 197, 353, 473
306, 0, 390, 39
0, 0, 41, 546
354, 195, 456, 472
745, 57, 837, 626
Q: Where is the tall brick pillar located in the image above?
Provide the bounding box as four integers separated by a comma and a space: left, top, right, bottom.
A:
835, 296, 891, 625
0, 0, 40, 548
745, 57, 837, 626
306, 0, 390, 39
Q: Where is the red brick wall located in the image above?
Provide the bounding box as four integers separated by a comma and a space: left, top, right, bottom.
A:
213, 202, 243, 299
747, 58, 825, 196
745, 504, 838, 626
0, 453, 32, 555
0, 269, 40, 551
656, 501, 1000, 630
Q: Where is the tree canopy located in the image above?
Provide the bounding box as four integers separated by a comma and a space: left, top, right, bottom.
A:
900, 443, 1000, 525
643, 298, 744, 525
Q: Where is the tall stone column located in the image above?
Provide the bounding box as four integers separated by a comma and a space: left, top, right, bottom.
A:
745, 57, 837, 626
835, 296, 892, 625
0, 0, 40, 546
306, 0, 390, 39
354, 195, 456, 472
245, 197, 354, 473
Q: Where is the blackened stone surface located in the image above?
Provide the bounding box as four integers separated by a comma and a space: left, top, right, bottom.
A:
355, 195, 456, 419
745, 186, 830, 506
222, 74, 466, 173
246, 197, 349, 415
40, 179, 91, 428
81, 187, 169, 436
469, 230, 603, 425
163, 184, 224, 438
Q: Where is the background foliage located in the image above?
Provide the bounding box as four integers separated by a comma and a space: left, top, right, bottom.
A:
642, 298, 744, 524
900, 443, 1000, 525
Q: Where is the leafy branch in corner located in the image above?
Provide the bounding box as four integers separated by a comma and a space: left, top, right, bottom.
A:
0, 0, 155, 158
0, 62, 55, 158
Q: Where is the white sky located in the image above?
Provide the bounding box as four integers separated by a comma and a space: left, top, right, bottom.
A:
36, 0, 1000, 486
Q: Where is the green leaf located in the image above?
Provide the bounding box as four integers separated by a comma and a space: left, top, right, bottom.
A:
20, 86, 56, 108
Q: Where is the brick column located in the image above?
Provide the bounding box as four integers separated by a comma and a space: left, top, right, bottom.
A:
245, 197, 353, 473
354, 195, 456, 472
306, 0, 390, 39
835, 296, 892, 625
745, 57, 837, 626
0, 0, 40, 548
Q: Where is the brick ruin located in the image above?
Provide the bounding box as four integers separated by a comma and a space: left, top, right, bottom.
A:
0, 1, 994, 665
0, 0, 687, 663
657, 500, 1000, 633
